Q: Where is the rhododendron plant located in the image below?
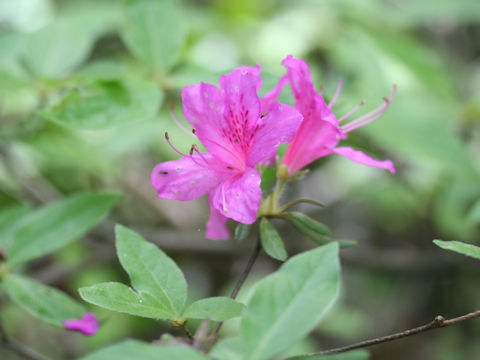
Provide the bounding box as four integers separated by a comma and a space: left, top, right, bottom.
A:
279, 55, 396, 177
151, 66, 302, 239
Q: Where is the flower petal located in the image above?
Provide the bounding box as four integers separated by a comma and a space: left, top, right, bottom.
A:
237, 63, 262, 92
247, 102, 303, 166
151, 154, 226, 201
218, 68, 262, 166
282, 55, 337, 126
260, 74, 288, 114
63, 312, 99, 336
219, 68, 261, 133
182, 83, 243, 168
206, 193, 230, 240
212, 167, 261, 224
333, 146, 396, 173
283, 120, 339, 175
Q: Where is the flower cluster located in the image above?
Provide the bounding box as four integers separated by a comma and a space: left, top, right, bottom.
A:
151, 56, 396, 240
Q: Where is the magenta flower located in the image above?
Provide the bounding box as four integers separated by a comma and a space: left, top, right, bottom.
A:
63, 312, 99, 336
151, 66, 302, 239
279, 55, 396, 176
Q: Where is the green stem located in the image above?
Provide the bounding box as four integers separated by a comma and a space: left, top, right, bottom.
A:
211, 238, 262, 337
279, 198, 325, 213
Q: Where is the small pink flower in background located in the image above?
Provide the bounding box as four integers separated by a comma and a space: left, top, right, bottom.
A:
279, 55, 396, 176
151, 66, 303, 239
63, 312, 99, 336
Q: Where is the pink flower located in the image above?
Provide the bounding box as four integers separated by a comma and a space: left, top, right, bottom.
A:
151, 66, 302, 239
279, 55, 396, 176
63, 312, 99, 336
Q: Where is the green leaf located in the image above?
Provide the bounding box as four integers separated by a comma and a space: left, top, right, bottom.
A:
0, 204, 30, 249
240, 243, 340, 360
7, 193, 120, 266
115, 225, 187, 319
433, 240, 480, 260
467, 198, 480, 225
292, 350, 369, 360
234, 223, 251, 243
282, 212, 331, 245
79, 282, 174, 319
183, 297, 245, 321
121, 0, 186, 73
0, 70, 29, 94
42, 76, 162, 130
22, 18, 96, 78
74, 60, 127, 81
4, 274, 85, 327
209, 337, 244, 360
78, 340, 208, 360
259, 217, 287, 261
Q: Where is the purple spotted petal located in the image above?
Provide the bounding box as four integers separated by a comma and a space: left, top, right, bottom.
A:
333, 147, 396, 173
211, 167, 261, 224
247, 102, 303, 167
63, 312, 99, 336
219, 68, 261, 135
206, 193, 230, 240
151, 154, 227, 201
182, 83, 244, 169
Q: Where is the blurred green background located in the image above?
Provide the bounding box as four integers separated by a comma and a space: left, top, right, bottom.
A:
0, 0, 479, 359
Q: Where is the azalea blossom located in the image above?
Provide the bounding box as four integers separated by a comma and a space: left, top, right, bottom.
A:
151, 66, 302, 239
278, 55, 396, 176
63, 312, 99, 336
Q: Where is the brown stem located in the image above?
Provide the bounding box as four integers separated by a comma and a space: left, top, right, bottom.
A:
211, 239, 262, 337
182, 325, 194, 342
284, 310, 480, 359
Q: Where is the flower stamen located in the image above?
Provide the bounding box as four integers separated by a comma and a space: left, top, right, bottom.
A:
339, 99, 366, 122
221, 182, 229, 213
341, 84, 397, 133
328, 77, 344, 108
165, 132, 189, 157
169, 103, 195, 137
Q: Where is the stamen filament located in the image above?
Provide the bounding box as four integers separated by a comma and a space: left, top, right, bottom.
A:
200, 135, 246, 170
339, 100, 365, 122
221, 182, 229, 213
328, 77, 344, 108
341, 84, 397, 133
169, 103, 195, 138
165, 132, 189, 157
